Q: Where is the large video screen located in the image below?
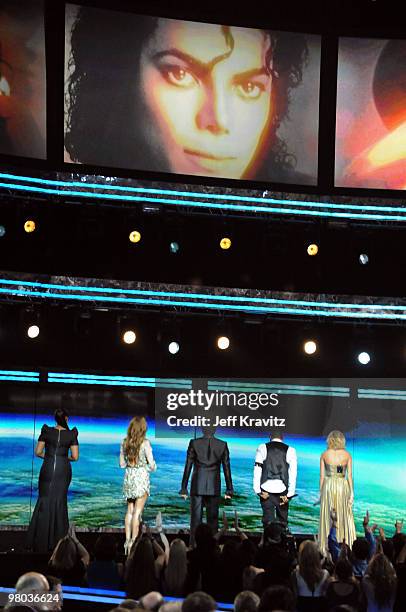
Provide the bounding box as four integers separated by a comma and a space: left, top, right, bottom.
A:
64, 5, 321, 185
0, 0, 46, 159
1, 379, 405, 535
335, 37, 406, 190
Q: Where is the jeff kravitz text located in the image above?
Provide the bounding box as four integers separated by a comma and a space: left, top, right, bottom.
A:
166, 415, 286, 427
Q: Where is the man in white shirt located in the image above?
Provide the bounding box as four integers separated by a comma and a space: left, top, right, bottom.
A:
253, 430, 297, 529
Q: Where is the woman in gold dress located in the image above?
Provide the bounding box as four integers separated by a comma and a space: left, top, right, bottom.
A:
318, 430, 356, 555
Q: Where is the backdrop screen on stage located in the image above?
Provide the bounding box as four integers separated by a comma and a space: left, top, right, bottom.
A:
0, 379, 405, 535
335, 37, 406, 190
0, 0, 47, 159
64, 5, 321, 185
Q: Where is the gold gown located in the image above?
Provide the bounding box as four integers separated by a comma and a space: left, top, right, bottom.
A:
318, 463, 356, 555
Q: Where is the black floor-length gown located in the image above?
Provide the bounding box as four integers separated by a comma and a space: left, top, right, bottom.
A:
26, 424, 78, 552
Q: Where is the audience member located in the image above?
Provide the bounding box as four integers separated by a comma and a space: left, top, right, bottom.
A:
325, 558, 361, 610
48, 530, 89, 586
87, 533, 123, 589
186, 524, 221, 595
234, 590, 260, 612
257, 585, 295, 612
292, 540, 329, 611
162, 538, 189, 597
45, 575, 63, 611
182, 591, 217, 612
5, 572, 49, 611
362, 552, 397, 612
125, 533, 165, 599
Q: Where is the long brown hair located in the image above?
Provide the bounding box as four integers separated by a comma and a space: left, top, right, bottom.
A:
49, 536, 78, 572
298, 540, 323, 593
164, 538, 188, 596
123, 416, 147, 465
367, 553, 397, 607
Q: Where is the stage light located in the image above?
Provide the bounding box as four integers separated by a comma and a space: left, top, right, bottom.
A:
122, 330, 136, 344
358, 351, 371, 365
168, 341, 180, 354
24, 220, 36, 233
169, 241, 180, 254
307, 243, 318, 256
129, 230, 141, 243
27, 325, 40, 339
304, 340, 317, 355
217, 335, 230, 350
0, 225, 5, 237
220, 237, 231, 250
359, 254, 369, 265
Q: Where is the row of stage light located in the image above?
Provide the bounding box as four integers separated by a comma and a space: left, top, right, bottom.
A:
24, 324, 372, 364
2, 220, 372, 263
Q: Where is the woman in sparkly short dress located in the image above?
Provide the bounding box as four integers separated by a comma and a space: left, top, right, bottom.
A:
120, 416, 156, 554
318, 430, 356, 555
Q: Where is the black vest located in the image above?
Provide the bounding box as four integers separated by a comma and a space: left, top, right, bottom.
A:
261, 441, 289, 488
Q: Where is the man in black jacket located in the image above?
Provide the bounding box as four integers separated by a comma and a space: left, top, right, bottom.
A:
179, 426, 234, 545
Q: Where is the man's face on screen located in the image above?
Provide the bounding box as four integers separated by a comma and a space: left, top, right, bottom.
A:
139, 19, 273, 179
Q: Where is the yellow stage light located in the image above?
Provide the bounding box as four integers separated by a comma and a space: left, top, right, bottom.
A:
220, 237, 231, 250
129, 230, 141, 243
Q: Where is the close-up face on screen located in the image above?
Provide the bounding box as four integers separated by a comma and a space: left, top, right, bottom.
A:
335, 37, 406, 190
0, 0, 46, 159
64, 5, 321, 185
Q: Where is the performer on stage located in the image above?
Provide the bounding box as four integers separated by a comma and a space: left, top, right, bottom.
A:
120, 416, 156, 555
26, 409, 79, 553
318, 430, 356, 554
253, 430, 297, 530
179, 426, 233, 546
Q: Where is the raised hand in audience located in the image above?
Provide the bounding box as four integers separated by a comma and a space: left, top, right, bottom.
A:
233, 510, 248, 540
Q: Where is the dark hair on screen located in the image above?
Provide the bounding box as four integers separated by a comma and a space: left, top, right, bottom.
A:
65, 8, 308, 179
54, 408, 69, 429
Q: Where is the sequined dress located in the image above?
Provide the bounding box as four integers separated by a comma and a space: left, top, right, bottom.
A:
120, 438, 156, 500
318, 462, 356, 554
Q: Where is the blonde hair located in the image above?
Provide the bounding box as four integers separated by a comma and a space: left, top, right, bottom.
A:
327, 430, 346, 450
124, 416, 147, 465
298, 540, 323, 592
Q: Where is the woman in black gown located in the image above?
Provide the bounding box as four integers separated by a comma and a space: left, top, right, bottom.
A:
26, 408, 79, 552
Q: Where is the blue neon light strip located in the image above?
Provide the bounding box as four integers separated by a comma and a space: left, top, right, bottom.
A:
5, 285, 406, 319
0, 375, 39, 382
0, 369, 39, 377
358, 389, 406, 400
62, 586, 125, 596
61, 586, 233, 609
208, 381, 349, 393
48, 378, 156, 387
209, 385, 349, 397
0, 369, 39, 382
0, 586, 234, 611
1, 174, 406, 221
48, 373, 192, 389
358, 388, 406, 395
1, 277, 406, 311
2, 171, 406, 215
1, 278, 406, 320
